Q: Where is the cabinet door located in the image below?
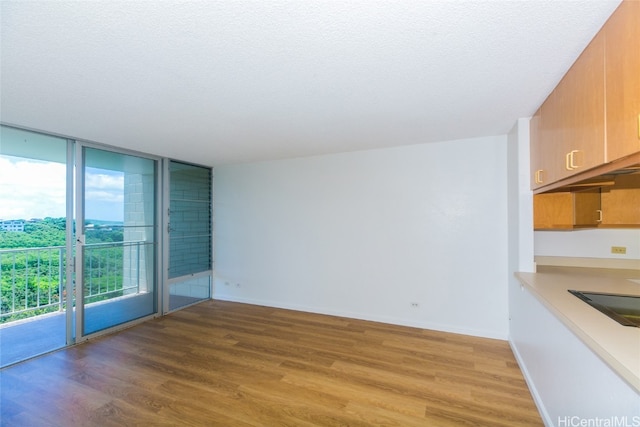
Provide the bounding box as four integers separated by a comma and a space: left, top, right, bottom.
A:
539, 89, 566, 186
533, 193, 574, 229
555, 32, 606, 180
533, 189, 601, 230
532, 90, 565, 189
530, 107, 547, 189
531, 32, 606, 190
600, 174, 640, 226
573, 189, 602, 226
605, 0, 640, 162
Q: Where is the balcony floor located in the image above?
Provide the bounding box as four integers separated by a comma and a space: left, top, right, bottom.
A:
0, 311, 66, 368
1, 294, 205, 368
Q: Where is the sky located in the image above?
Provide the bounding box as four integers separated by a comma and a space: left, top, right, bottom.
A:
0, 156, 125, 222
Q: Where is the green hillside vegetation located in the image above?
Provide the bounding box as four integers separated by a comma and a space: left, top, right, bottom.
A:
0, 218, 126, 323
0, 217, 66, 248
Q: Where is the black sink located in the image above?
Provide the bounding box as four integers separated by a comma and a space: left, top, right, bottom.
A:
568, 290, 640, 327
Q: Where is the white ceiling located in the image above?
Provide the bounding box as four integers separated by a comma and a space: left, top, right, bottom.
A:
0, 0, 622, 166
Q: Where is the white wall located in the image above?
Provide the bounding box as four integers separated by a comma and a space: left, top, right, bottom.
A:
214, 135, 510, 339
507, 118, 535, 274
535, 229, 640, 260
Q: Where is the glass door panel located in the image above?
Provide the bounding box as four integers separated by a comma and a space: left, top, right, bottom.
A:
79, 147, 157, 336
0, 126, 72, 367
167, 161, 212, 311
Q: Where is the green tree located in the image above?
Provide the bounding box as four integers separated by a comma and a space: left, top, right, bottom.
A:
1, 217, 126, 323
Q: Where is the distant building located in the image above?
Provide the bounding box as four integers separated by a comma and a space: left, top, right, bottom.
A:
0, 220, 26, 232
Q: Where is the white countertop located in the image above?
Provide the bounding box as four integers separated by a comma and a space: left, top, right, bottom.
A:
515, 266, 640, 393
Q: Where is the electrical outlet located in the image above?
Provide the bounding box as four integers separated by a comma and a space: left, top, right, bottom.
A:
410, 302, 419, 308
611, 246, 627, 255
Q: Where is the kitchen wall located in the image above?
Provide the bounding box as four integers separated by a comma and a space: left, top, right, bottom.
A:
507, 118, 535, 274
214, 135, 510, 339
535, 229, 640, 260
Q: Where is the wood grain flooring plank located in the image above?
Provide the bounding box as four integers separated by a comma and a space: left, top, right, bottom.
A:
344, 400, 451, 427
280, 369, 429, 418
68, 368, 174, 416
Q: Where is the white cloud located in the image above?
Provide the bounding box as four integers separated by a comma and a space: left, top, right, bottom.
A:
0, 157, 66, 219
85, 190, 124, 203
0, 157, 126, 221
85, 172, 124, 192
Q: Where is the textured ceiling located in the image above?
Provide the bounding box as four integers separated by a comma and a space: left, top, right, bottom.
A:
0, 0, 622, 166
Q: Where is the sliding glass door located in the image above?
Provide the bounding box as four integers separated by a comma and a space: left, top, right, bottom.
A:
77, 146, 158, 336
0, 126, 73, 367
1, 135, 161, 361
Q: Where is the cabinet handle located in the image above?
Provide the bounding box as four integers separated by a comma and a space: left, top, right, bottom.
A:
596, 209, 602, 223
566, 152, 573, 170
534, 169, 544, 184
565, 150, 582, 171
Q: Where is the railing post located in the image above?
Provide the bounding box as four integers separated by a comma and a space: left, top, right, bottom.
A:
59, 248, 65, 312
24, 250, 28, 311
137, 241, 141, 294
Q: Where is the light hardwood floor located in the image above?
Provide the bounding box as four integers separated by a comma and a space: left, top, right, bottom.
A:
1, 300, 543, 426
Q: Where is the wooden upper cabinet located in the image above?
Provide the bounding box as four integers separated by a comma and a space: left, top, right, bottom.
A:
554, 31, 607, 180
530, 32, 606, 191
530, 107, 546, 188
534, 175, 640, 230
604, 0, 640, 162
600, 174, 640, 226
530, 100, 561, 189
529, 0, 640, 191
540, 87, 570, 185
533, 189, 602, 230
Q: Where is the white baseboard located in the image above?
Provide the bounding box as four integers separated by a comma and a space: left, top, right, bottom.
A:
509, 337, 553, 427
213, 294, 508, 341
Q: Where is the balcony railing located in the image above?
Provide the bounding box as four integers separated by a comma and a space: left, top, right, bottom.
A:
0, 241, 144, 324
